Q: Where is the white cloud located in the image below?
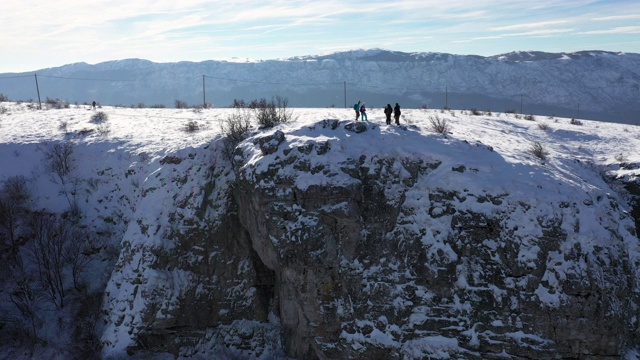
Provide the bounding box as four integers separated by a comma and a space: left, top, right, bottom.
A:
578, 26, 640, 35
1, 0, 639, 72
592, 14, 640, 21
491, 20, 569, 31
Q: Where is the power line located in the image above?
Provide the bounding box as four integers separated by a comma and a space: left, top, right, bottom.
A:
38, 75, 136, 82
203, 74, 342, 86
0, 74, 34, 79
347, 81, 433, 93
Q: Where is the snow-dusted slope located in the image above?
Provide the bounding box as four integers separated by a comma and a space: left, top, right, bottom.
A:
0, 102, 639, 358
0, 49, 638, 124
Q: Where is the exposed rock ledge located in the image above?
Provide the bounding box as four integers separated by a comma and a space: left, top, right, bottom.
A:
101, 120, 640, 359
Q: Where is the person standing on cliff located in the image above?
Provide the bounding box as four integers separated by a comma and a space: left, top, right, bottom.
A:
360, 102, 368, 121
393, 103, 401, 125
353, 101, 361, 121
384, 104, 393, 125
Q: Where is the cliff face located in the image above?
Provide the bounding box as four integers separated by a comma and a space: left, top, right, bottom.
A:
99, 118, 640, 359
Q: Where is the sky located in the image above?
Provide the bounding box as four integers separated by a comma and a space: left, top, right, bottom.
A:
1, 0, 639, 73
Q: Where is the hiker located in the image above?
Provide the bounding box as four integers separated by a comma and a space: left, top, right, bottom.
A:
384, 104, 393, 125
360, 102, 368, 121
353, 101, 361, 121
393, 103, 401, 125
92, 100, 97, 110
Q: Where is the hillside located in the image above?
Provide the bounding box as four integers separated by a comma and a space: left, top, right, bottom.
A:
0, 49, 639, 124
0, 102, 639, 359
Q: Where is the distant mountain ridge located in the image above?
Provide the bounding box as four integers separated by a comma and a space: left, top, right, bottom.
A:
1, 49, 638, 124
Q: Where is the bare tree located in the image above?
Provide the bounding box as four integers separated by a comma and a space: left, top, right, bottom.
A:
64, 227, 95, 291
42, 141, 75, 185
9, 275, 40, 340
42, 141, 80, 213
26, 213, 67, 309
0, 175, 31, 249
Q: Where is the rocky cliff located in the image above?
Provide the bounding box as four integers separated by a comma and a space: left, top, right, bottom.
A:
100, 117, 640, 359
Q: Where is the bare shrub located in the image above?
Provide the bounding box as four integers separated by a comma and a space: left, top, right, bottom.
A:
255, 96, 292, 128
537, 123, 550, 130
221, 109, 252, 145
183, 120, 200, 132
90, 111, 108, 123
77, 128, 94, 136
150, 104, 167, 108
470, 108, 482, 116
248, 98, 267, 109
175, 100, 188, 109
524, 114, 535, 121
0, 93, 9, 101
232, 99, 246, 108
58, 120, 69, 134
428, 115, 451, 135
45, 97, 69, 109
530, 141, 548, 160
615, 153, 627, 162
570, 118, 582, 125
96, 123, 111, 136
0, 105, 7, 115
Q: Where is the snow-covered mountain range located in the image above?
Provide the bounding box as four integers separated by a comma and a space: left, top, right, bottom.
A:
0, 49, 638, 124
1, 100, 639, 358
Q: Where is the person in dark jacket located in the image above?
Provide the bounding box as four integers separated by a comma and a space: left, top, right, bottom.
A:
384, 104, 393, 125
353, 101, 361, 121
393, 103, 401, 125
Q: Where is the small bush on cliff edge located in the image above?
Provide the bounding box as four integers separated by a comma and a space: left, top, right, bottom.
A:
429, 115, 451, 135
255, 96, 292, 128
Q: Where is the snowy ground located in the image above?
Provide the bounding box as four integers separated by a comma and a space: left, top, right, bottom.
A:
1, 102, 638, 204
0, 101, 639, 358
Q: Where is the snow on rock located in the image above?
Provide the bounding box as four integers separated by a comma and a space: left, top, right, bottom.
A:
0, 102, 639, 359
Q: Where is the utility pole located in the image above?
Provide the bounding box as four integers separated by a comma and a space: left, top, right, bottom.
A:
34, 74, 42, 110
344, 81, 347, 109
520, 94, 523, 114
445, 86, 448, 109
202, 75, 206, 108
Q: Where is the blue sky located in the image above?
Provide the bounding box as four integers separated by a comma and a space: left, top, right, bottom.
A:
1, 0, 639, 73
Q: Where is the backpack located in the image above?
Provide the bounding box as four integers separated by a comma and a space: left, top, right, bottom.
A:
354, 103, 359, 111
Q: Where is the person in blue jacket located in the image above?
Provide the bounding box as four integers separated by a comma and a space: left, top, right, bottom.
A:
360, 102, 368, 121
353, 101, 361, 120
